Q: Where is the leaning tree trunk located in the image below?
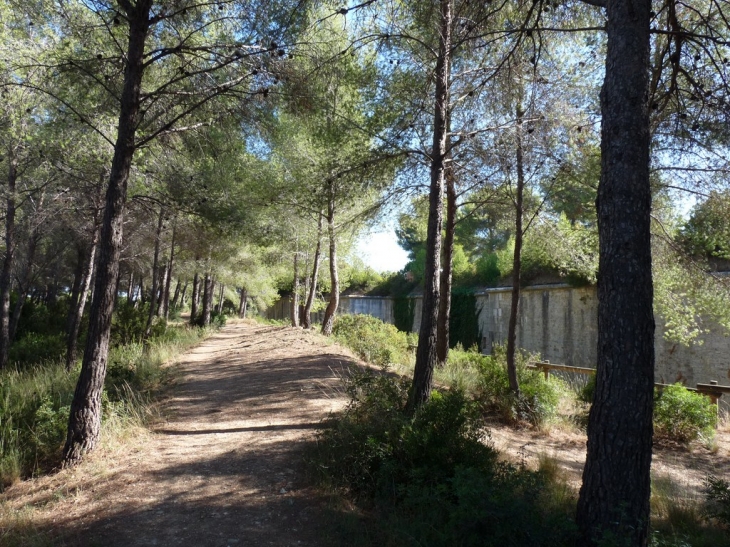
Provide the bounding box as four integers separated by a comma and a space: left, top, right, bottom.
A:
321, 196, 339, 336
302, 212, 324, 329
238, 288, 248, 318
407, 0, 452, 412
0, 155, 17, 370
291, 251, 300, 327
436, 155, 456, 365
190, 272, 200, 325
178, 281, 188, 308
63, 2, 152, 467
505, 105, 526, 397
145, 207, 164, 339
170, 279, 181, 312
66, 228, 99, 371
576, 0, 654, 543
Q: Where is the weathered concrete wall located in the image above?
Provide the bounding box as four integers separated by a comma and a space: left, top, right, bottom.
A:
267, 296, 394, 325
268, 285, 730, 387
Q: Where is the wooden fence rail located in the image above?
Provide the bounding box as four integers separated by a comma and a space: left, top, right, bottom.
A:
527, 360, 730, 407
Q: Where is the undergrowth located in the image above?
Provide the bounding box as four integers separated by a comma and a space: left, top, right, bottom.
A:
0, 323, 208, 489
310, 369, 578, 546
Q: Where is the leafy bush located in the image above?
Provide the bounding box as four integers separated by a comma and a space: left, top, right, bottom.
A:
475, 346, 561, 427
9, 333, 66, 367
704, 475, 730, 528
312, 371, 577, 546
653, 384, 715, 443
332, 314, 414, 368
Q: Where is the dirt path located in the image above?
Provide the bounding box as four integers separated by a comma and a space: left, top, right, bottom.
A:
3, 320, 729, 546
2, 321, 357, 547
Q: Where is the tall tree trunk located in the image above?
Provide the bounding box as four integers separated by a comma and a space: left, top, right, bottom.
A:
66, 228, 99, 371
190, 272, 200, 325
155, 261, 167, 316
291, 251, 300, 327
9, 223, 41, 342
576, 0, 654, 543
436, 152, 456, 365
170, 279, 181, 311
0, 155, 17, 370
302, 212, 324, 329
145, 207, 165, 339
201, 273, 213, 327
63, 2, 152, 467
506, 105, 525, 396
161, 222, 175, 321
137, 275, 144, 306
407, 0, 452, 412
238, 288, 248, 318
216, 283, 225, 314
126, 271, 134, 303
179, 281, 188, 308
321, 196, 339, 336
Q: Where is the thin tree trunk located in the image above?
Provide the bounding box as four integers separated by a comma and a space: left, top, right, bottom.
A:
436, 150, 456, 365
190, 272, 200, 325
407, 0, 452, 412
137, 275, 144, 306
321, 197, 339, 336
161, 222, 175, 321
576, 0, 654, 542
126, 271, 134, 303
216, 283, 224, 314
302, 212, 324, 330
506, 105, 525, 397
291, 251, 300, 327
63, 2, 153, 467
179, 281, 188, 308
170, 279, 181, 311
238, 288, 248, 318
9, 224, 41, 342
65, 230, 99, 371
0, 155, 17, 370
201, 274, 213, 327
145, 207, 165, 338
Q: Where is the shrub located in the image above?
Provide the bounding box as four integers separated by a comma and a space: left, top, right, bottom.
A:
332, 314, 413, 368
653, 384, 715, 444
312, 371, 577, 546
475, 346, 561, 427
9, 333, 66, 367
704, 475, 730, 528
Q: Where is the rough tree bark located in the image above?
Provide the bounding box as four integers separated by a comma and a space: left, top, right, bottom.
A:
575, 0, 654, 542
436, 154, 456, 365
201, 273, 213, 327
145, 207, 164, 338
0, 154, 17, 370
238, 288, 248, 318
321, 194, 339, 336
63, 1, 153, 466
407, 0, 452, 412
161, 221, 175, 321
190, 272, 200, 325
505, 105, 525, 396
302, 212, 324, 329
65, 228, 99, 371
291, 251, 300, 327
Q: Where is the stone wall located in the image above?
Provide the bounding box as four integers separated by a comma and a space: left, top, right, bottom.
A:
268, 285, 730, 387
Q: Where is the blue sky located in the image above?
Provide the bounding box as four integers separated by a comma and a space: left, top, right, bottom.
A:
356, 230, 409, 273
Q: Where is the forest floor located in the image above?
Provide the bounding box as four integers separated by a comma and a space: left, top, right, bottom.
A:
1, 320, 729, 546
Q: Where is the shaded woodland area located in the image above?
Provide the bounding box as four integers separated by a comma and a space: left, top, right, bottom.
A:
3, 0, 730, 545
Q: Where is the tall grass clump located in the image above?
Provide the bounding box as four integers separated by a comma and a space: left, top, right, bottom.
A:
0, 322, 208, 489
332, 314, 415, 368
311, 370, 577, 546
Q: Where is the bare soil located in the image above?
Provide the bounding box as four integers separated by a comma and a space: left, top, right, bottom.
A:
2, 320, 729, 546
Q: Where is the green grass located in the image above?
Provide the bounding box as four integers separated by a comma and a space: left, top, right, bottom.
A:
0, 323, 209, 489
